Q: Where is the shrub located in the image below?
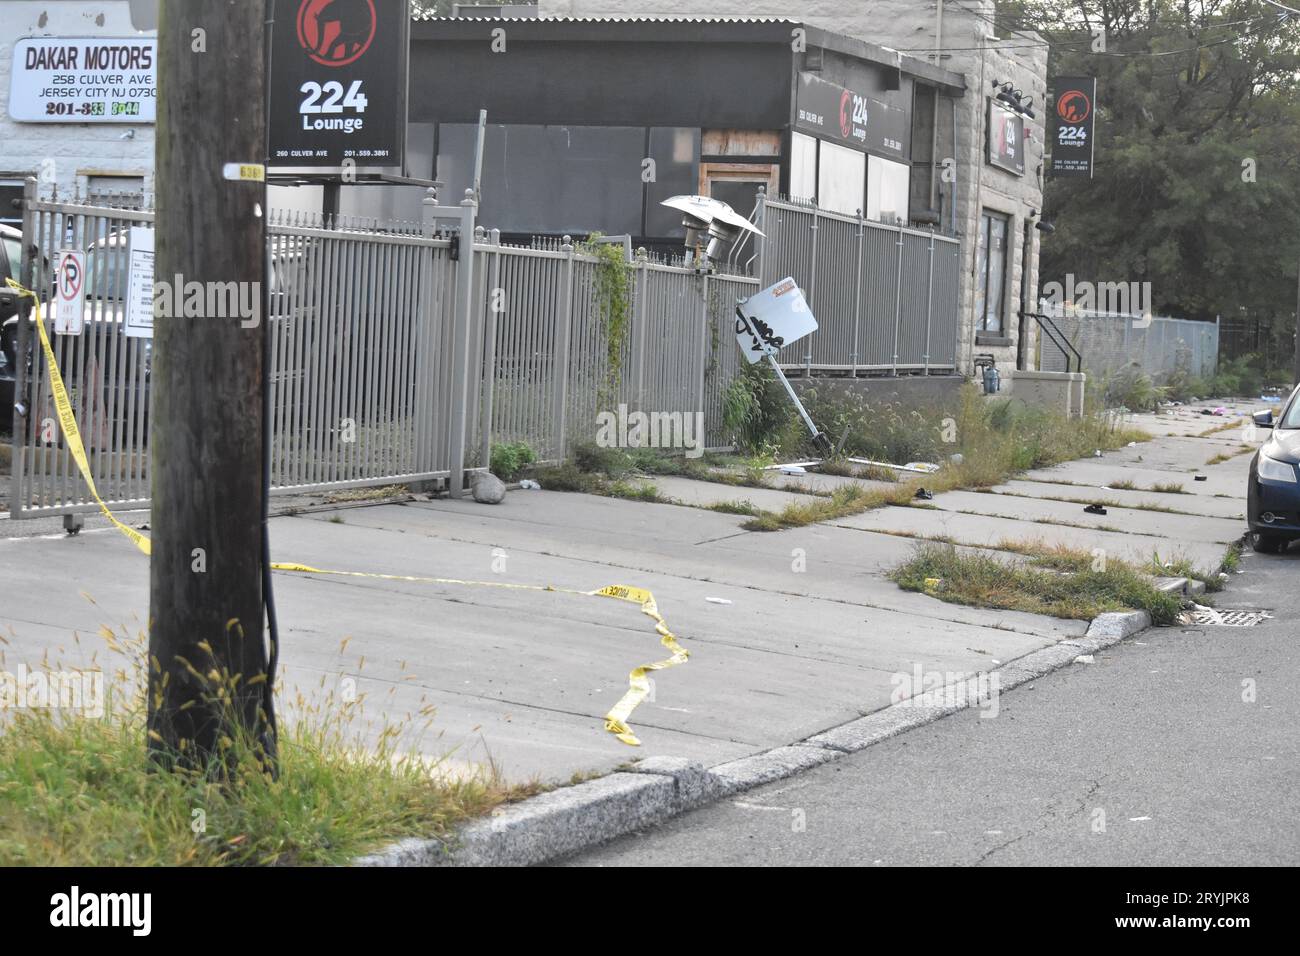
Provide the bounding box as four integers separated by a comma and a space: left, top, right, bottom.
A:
489, 441, 536, 482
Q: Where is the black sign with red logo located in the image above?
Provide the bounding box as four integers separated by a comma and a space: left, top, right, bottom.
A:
268, 0, 408, 170
1050, 76, 1096, 178
794, 73, 910, 162
987, 100, 1025, 176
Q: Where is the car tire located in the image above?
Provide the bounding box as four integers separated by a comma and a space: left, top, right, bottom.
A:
1252, 532, 1285, 554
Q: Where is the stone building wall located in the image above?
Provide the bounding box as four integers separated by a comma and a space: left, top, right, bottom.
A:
540, 0, 1049, 377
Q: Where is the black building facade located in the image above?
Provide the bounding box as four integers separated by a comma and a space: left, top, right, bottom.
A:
409, 16, 966, 248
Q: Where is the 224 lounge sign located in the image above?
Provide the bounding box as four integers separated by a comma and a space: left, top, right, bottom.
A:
1050, 76, 1097, 178
268, 0, 408, 169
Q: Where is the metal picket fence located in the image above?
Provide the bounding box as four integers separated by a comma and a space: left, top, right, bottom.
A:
470, 231, 758, 463
8, 180, 759, 520
751, 191, 962, 374
9, 182, 472, 519
1038, 306, 1220, 382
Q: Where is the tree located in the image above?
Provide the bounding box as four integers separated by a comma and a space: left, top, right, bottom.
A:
1001, 1, 1300, 345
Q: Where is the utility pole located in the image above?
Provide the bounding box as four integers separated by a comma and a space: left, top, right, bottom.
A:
149, 0, 276, 773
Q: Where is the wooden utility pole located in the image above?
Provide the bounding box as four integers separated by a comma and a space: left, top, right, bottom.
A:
149, 0, 275, 772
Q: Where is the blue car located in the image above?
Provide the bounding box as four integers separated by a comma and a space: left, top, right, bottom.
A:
1248, 385, 1300, 553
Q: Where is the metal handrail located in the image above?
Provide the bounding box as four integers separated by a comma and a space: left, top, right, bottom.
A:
1022, 310, 1083, 374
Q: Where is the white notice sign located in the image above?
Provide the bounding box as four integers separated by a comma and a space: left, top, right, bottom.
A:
124, 227, 154, 339
735, 277, 819, 364
54, 249, 86, 335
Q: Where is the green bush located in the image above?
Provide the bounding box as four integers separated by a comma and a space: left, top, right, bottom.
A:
490, 441, 536, 482
722, 361, 800, 454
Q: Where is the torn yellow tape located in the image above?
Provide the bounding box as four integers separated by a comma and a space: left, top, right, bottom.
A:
591, 585, 690, 746
7, 279, 687, 746
6, 280, 151, 556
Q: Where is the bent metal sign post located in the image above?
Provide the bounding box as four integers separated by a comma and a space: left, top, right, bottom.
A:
268, 0, 408, 170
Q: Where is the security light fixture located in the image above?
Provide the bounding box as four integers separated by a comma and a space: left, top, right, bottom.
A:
660, 195, 765, 266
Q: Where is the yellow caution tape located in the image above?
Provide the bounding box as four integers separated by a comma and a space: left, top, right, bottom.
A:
6, 278, 687, 746
591, 585, 690, 746
7, 279, 152, 556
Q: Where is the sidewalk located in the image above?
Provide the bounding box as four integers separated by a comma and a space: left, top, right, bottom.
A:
0, 400, 1259, 785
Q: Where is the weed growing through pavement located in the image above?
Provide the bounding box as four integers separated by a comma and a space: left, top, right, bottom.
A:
890, 541, 1182, 624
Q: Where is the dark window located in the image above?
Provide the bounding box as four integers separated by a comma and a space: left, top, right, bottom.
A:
975, 210, 1010, 333
0, 181, 25, 229
437, 124, 644, 237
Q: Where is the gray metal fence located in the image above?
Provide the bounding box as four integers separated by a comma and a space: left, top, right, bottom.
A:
469, 232, 758, 463
10, 186, 471, 518
752, 192, 962, 374
9, 183, 759, 519
1038, 306, 1220, 383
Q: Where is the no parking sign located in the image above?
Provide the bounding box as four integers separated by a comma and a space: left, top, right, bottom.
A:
54, 249, 86, 335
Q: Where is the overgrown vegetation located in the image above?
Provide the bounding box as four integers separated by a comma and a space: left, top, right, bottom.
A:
490, 441, 537, 482
580, 235, 634, 409
0, 629, 529, 866
891, 541, 1182, 624
1109, 354, 1293, 411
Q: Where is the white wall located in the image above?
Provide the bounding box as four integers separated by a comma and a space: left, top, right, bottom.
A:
1, 2, 156, 204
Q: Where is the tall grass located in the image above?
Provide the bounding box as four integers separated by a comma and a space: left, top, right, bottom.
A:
0, 627, 527, 866
890, 541, 1182, 624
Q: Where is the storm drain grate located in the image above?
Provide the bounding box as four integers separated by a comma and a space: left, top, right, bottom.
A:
1182, 608, 1271, 627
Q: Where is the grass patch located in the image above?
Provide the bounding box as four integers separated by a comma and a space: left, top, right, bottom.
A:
1108, 479, 1138, 490
1199, 419, 1244, 437
607, 480, 667, 503
706, 500, 764, 517
1205, 446, 1253, 466
530, 463, 668, 503
1151, 481, 1187, 494
323, 484, 410, 504
890, 541, 1182, 624
742, 482, 915, 531
0, 632, 530, 866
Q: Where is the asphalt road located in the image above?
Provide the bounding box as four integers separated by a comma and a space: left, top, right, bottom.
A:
564, 542, 1300, 866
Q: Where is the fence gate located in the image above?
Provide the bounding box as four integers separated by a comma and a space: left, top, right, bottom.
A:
9, 181, 477, 520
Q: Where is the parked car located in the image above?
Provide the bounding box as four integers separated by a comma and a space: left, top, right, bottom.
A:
1247, 384, 1300, 553
1, 223, 30, 435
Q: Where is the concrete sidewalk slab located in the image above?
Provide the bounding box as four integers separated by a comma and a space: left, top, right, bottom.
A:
391, 496, 1086, 640
831, 503, 1228, 568
928, 488, 1245, 544
1022, 461, 1241, 498
0, 491, 1063, 785
648, 475, 820, 512
989, 479, 1246, 520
